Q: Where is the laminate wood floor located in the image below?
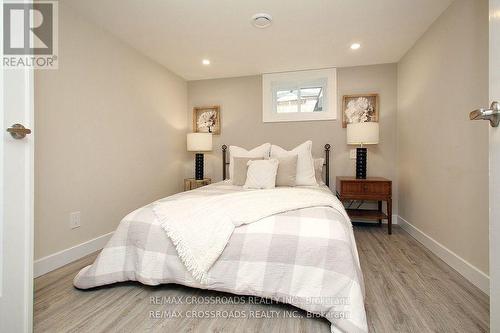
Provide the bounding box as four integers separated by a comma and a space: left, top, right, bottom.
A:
34, 226, 489, 333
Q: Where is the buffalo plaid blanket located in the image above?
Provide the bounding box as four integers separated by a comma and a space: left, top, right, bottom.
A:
74, 182, 367, 333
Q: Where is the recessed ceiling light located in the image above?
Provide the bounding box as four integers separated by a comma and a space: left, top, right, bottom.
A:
350, 43, 361, 50
202, 59, 210, 65
251, 13, 272, 28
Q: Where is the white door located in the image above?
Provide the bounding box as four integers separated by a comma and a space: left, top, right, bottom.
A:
0, 2, 35, 332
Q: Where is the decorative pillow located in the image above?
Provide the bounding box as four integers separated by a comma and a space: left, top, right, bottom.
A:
314, 158, 325, 185
243, 159, 279, 189
270, 141, 317, 186
232, 157, 264, 186
229, 143, 271, 179
275, 154, 298, 187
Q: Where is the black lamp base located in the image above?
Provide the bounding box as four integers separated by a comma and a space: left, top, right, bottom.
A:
195, 153, 204, 180
356, 148, 367, 179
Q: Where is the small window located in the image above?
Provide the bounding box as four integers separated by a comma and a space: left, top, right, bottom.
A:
263, 69, 337, 122
276, 89, 299, 113
299, 87, 323, 112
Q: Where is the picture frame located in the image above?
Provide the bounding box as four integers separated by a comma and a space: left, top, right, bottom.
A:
342, 94, 379, 128
193, 106, 221, 134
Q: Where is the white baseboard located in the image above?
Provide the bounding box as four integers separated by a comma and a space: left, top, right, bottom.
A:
398, 216, 489, 295
388, 214, 398, 224
34, 232, 113, 278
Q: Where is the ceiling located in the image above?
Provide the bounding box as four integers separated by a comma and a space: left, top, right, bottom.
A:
66, 0, 453, 81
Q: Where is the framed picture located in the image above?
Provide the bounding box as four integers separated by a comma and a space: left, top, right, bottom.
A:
342, 94, 379, 128
193, 106, 221, 134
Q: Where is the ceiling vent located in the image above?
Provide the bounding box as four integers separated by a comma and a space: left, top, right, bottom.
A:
251, 13, 272, 29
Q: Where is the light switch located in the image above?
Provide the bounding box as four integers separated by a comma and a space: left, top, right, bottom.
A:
70, 211, 81, 229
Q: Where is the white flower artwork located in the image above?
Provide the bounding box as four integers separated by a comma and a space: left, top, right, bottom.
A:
193, 106, 220, 134
197, 111, 217, 132
342, 95, 378, 128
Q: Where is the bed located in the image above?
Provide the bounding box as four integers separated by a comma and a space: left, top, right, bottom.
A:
74, 144, 367, 333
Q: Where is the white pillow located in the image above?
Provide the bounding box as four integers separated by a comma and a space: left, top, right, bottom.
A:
244, 159, 279, 189
270, 141, 317, 186
229, 143, 271, 179
314, 158, 325, 185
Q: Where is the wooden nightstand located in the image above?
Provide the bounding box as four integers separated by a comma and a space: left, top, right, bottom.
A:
184, 178, 211, 191
336, 176, 393, 234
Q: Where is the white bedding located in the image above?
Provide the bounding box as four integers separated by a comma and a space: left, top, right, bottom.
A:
74, 181, 367, 333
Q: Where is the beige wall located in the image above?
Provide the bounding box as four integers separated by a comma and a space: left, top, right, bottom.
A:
34, 3, 189, 259
34, 0, 489, 279
187, 64, 398, 213
398, 0, 489, 273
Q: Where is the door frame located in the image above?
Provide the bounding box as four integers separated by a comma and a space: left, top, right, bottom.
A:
490, 0, 500, 330
22, 67, 35, 333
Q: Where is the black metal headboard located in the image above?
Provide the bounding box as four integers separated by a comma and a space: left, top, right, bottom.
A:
222, 144, 331, 187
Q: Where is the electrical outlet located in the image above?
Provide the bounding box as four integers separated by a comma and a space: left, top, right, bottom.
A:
349, 149, 357, 160
70, 211, 81, 229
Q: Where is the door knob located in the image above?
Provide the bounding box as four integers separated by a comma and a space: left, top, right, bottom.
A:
470, 101, 500, 127
6, 123, 32, 139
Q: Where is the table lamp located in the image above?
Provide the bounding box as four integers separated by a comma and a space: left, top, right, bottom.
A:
347, 122, 379, 179
187, 133, 213, 180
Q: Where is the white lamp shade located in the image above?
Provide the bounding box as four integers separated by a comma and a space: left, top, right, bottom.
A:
347, 122, 379, 145
187, 133, 213, 152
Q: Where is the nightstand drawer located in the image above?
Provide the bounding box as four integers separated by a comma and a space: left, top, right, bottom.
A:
341, 181, 390, 195
341, 182, 364, 194
360, 182, 391, 195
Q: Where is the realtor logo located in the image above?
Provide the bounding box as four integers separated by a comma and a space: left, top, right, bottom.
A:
2, 1, 58, 69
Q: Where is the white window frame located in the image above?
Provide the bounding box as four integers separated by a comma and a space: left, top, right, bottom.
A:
263, 68, 337, 122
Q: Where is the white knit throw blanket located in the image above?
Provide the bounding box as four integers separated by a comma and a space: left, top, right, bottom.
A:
152, 188, 348, 283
